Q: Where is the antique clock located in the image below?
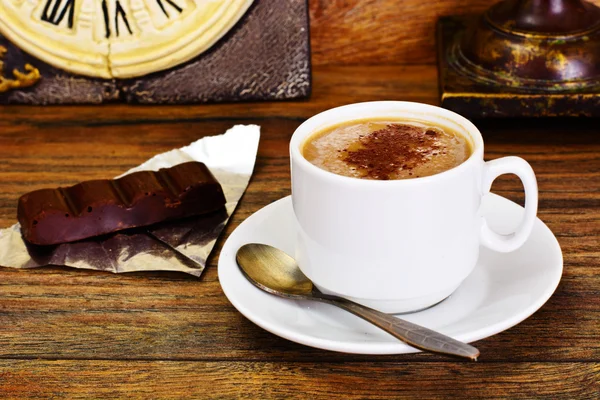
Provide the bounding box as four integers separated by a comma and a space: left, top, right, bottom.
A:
0, 0, 254, 78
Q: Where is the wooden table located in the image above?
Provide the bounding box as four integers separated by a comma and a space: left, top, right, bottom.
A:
0, 65, 598, 399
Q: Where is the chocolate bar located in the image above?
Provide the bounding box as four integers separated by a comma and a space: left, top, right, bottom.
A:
18, 162, 226, 246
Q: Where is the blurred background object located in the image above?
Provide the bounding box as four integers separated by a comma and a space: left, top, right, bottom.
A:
2, 0, 599, 113
437, 0, 600, 117
0, 0, 310, 104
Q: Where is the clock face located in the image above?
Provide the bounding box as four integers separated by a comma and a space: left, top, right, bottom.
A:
0, 0, 254, 78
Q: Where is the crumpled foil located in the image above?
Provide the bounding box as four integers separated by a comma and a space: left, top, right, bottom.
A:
0, 125, 260, 277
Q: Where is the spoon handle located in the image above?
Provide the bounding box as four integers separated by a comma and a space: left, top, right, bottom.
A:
314, 294, 480, 360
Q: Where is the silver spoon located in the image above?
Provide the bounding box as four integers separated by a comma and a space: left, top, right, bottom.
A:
236, 243, 479, 361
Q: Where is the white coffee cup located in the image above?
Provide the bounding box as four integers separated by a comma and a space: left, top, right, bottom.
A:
290, 101, 538, 314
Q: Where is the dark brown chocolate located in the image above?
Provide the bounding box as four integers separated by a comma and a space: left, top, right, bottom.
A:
17, 162, 226, 246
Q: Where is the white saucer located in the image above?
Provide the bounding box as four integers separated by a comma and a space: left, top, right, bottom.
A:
218, 194, 562, 355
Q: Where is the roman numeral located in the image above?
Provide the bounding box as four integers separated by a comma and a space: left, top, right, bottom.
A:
156, 0, 183, 18
101, 0, 133, 39
114, 0, 132, 36
41, 0, 75, 29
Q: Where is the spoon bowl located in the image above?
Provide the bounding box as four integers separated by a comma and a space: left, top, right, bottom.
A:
237, 243, 313, 296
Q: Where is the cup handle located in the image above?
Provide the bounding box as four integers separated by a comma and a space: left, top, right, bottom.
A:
480, 156, 538, 252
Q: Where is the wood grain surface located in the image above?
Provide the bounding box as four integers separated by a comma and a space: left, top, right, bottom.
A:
0, 65, 599, 398
308, 0, 600, 65
0, 361, 598, 399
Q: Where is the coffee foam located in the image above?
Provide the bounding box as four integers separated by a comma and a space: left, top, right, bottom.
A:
302, 119, 472, 180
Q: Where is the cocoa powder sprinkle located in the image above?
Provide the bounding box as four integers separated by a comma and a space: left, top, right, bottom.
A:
341, 124, 440, 180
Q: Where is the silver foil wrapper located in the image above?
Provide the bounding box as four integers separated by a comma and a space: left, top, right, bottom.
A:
0, 125, 260, 277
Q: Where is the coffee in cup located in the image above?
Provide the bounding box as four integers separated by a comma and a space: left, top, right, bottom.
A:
302, 119, 472, 180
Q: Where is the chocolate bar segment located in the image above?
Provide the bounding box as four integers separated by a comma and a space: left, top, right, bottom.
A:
18, 162, 226, 246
